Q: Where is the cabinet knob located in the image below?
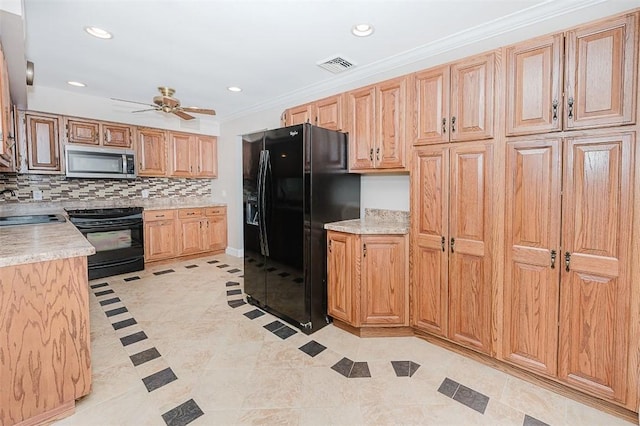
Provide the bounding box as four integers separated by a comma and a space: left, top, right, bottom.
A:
550, 249, 557, 269
451, 116, 456, 133
450, 237, 455, 253
552, 100, 558, 121
369, 148, 373, 161
442, 118, 447, 134
441, 236, 445, 252
376, 148, 380, 161
564, 251, 571, 272
363, 243, 367, 257
567, 97, 574, 120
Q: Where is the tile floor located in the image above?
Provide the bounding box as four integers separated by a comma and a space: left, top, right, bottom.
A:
53, 253, 635, 426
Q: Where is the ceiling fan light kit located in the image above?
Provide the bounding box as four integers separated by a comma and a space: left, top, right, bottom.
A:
111, 87, 216, 120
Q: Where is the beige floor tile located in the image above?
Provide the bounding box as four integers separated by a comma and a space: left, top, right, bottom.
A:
500, 376, 567, 425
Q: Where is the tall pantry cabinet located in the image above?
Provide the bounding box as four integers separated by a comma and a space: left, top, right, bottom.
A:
501, 11, 638, 410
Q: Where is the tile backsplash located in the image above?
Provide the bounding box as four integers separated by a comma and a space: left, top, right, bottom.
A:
0, 174, 212, 203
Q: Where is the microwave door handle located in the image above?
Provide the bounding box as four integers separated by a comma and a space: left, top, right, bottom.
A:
122, 154, 127, 173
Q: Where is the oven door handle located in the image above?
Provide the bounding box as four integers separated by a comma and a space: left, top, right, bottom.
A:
73, 219, 143, 230
89, 256, 144, 269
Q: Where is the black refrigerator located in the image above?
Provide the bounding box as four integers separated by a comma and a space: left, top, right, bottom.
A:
242, 123, 360, 334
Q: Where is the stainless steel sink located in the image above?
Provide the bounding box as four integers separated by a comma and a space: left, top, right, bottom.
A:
0, 214, 66, 226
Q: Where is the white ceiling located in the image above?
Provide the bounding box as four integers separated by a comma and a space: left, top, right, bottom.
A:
12, 0, 640, 123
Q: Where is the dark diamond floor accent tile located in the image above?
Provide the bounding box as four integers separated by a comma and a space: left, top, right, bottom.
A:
391, 360, 421, 377
228, 299, 246, 308
523, 415, 550, 426
350, 362, 371, 378
162, 398, 204, 426
273, 325, 297, 339
100, 297, 121, 306
267, 267, 276, 272
226, 281, 240, 287
95, 289, 115, 297
244, 309, 265, 320
331, 357, 354, 378
228, 268, 241, 273
105, 307, 128, 317
120, 331, 147, 346
452, 384, 489, 414
90, 282, 109, 289
130, 347, 161, 366
408, 361, 420, 377
437, 377, 460, 398
264, 320, 285, 332
227, 289, 242, 296
207, 260, 220, 264
112, 318, 137, 330
293, 277, 304, 283
278, 272, 290, 277
216, 264, 229, 268
154, 269, 175, 276
124, 276, 140, 282
142, 367, 178, 392
299, 340, 327, 357
185, 265, 199, 269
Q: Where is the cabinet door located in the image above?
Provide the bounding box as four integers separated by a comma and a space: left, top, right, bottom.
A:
411, 66, 450, 145
505, 34, 563, 136
375, 76, 407, 169
410, 146, 449, 336
448, 142, 493, 354
103, 123, 133, 148
206, 214, 227, 251
0, 46, 9, 156
196, 135, 217, 177
316, 95, 343, 131
450, 52, 495, 141
169, 133, 195, 177
565, 13, 637, 130
26, 114, 61, 171
361, 234, 407, 325
503, 138, 561, 377
346, 85, 375, 170
66, 118, 99, 145
327, 231, 356, 325
286, 103, 314, 126
144, 220, 177, 261
178, 217, 206, 255
559, 132, 634, 404
137, 128, 166, 176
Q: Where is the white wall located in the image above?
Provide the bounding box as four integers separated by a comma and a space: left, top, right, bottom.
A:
360, 174, 410, 215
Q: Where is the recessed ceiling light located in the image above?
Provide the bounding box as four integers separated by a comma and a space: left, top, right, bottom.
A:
84, 26, 113, 39
227, 86, 242, 92
67, 81, 86, 87
351, 23, 374, 37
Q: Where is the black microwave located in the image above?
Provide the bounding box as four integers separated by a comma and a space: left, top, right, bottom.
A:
65, 145, 136, 179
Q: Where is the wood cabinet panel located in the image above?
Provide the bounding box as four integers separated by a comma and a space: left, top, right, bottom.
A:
361, 235, 407, 325
0, 257, 91, 426
0, 45, 9, 157
66, 118, 99, 145
558, 132, 634, 402
327, 231, 356, 324
169, 133, 195, 177
316, 95, 343, 131
411, 66, 449, 145
347, 85, 376, 170
448, 143, 493, 354
376, 77, 407, 169
205, 208, 227, 251
503, 138, 561, 376
411, 146, 449, 335
137, 128, 166, 176
196, 135, 217, 177
286, 103, 314, 126
506, 34, 563, 135
103, 123, 133, 148
144, 210, 177, 262
450, 52, 495, 141
26, 113, 61, 171
178, 217, 207, 255
565, 13, 637, 130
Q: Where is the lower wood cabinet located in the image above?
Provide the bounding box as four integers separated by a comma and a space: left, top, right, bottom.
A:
144, 206, 227, 263
327, 231, 408, 331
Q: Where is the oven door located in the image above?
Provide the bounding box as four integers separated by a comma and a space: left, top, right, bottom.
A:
73, 216, 144, 279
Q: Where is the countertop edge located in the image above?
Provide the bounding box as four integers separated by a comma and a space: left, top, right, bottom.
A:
324, 219, 409, 235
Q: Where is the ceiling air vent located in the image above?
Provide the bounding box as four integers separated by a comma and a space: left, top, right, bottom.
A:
317, 56, 356, 74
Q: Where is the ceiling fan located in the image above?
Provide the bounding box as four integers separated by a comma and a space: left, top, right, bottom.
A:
112, 87, 216, 120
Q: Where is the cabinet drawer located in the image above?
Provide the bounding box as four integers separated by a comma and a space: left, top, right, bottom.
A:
144, 209, 176, 221
205, 206, 226, 216
178, 208, 204, 218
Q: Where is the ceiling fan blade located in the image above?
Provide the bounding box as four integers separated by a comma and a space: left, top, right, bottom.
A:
131, 108, 159, 113
111, 97, 157, 107
181, 106, 216, 115
173, 110, 195, 120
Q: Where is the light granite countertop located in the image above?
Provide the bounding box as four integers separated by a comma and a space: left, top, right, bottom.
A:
0, 221, 96, 267
324, 208, 409, 235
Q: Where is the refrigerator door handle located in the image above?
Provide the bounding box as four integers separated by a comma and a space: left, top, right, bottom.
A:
257, 150, 266, 256
261, 149, 271, 256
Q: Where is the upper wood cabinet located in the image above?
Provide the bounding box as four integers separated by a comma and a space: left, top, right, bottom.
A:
411, 142, 494, 355
282, 103, 314, 127
282, 94, 344, 131
347, 76, 407, 171
23, 112, 63, 173
0, 44, 11, 158
410, 52, 495, 145
506, 12, 637, 135
65, 117, 134, 148
136, 128, 167, 176
168, 132, 217, 178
